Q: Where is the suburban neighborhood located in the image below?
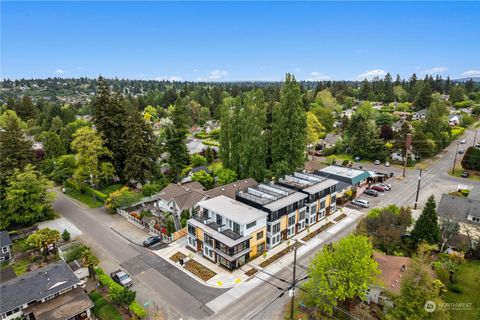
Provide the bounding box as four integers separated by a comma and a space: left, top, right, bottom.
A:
1, 1, 480, 320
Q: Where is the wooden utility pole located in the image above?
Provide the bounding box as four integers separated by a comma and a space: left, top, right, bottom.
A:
414, 169, 423, 210
403, 133, 412, 178
290, 242, 298, 320
452, 143, 460, 175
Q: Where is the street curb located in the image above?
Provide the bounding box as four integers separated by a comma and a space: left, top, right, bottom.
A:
110, 227, 143, 247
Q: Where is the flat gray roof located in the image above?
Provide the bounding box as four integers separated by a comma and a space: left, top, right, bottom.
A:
196, 195, 267, 225
264, 192, 307, 211
303, 179, 338, 194
319, 166, 366, 178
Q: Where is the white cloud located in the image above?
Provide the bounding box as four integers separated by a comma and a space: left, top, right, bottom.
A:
197, 70, 229, 81
461, 70, 480, 77
154, 76, 183, 81
307, 72, 330, 81
293, 68, 301, 72
357, 69, 386, 79
421, 66, 447, 75
54, 69, 66, 75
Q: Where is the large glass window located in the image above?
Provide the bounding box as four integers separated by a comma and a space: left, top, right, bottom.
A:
187, 224, 196, 236
256, 231, 264, 240
233, 222, 240, 234
288, 215, 296, 226
257, 243, 265, 254
204, 234, 214, 247
246, 221, 256, 229
272, 223, 280, 234
299, 211, 306, 220
216, 214, 223, 226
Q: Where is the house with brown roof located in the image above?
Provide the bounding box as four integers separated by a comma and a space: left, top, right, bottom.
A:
367, 252, 411, 304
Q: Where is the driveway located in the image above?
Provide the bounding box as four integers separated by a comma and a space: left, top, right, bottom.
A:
53, 192, 227, 319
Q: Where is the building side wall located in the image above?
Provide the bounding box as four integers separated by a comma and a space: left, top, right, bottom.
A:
249, 227, 266, 258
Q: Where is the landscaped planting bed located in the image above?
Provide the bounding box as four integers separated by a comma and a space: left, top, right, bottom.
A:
184, 259, 216, 281
301, 221, 334, 242
259, 242, 302, 268
170, 252, 187, 263
245, 267, 258, 277
334, 213, 347, 222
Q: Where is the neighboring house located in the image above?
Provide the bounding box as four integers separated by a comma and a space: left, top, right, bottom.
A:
315, 165, 370, 192
187, 195, 267, 270
186, 138, 219, 155
68, 260, 89, 280
320, 133, 342, 148
392, 111, 410, 119
0, 231, 12, 262
367, 252, 411, 305
204, 120, 219, 134
448, 114, 461, 126
277, 172, 338, 226
341, 109, 354, 119
0, 260, 93, 320
155, 183, 207, 218
412, 109, 427, 120
437, 189, 480, 237
391, 151, 416, 163
204, 178, 258, 200
236, 182, 308, 249
191, 166, 211, 175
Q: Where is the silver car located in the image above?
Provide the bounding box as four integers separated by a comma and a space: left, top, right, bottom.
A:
352, 199, 370, 208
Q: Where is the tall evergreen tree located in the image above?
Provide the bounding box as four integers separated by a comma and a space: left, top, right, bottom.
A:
165, 99, 190, 180
92, 77, 128, 174
383, 73, 395, 103
0, 110, 34, 186
122, 109, 158, 184
271, 74, 307, 176
444, 76, 452, 94
239, 89, 267, 180
411, 195, 441, 246
414, 81, 433, 110
15, 95, 37, 121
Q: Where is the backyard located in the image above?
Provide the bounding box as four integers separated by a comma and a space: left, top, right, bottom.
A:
445, 260, 480, 320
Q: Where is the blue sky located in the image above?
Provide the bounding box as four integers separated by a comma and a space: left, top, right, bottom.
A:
1, 1, 479, 81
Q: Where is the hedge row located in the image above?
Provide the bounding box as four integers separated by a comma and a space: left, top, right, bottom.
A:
65, 179, 108, 202
129, 301, 148, 319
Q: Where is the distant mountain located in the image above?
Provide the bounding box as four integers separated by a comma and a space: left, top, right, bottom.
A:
454, 77, 480, 82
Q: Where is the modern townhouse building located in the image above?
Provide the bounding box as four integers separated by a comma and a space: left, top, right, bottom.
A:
186, 195, 267, 270
235, 183, 308, 250
277, 172, 338, 227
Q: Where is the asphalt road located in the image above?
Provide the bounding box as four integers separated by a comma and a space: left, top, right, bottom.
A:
53, 193, 227, 320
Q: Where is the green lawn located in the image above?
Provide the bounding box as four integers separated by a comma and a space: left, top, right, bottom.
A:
445, 260, 480, 320
11, 239, 31, 253
65, 189, 104, 208
98, 183, 123, 196
450, 166, 480, 182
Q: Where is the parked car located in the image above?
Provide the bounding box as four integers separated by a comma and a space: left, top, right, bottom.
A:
110, 270, 133, 287
352, 199, 370, 208
379, 183, 392, 191
374, 160, 381, 165
364, 189, 379, 197
462, 171, 469, 178
460, 139, 466, 144
475, 144, 480, 149
143, 235, 161, 247
370, 185, 386, 192
384, 161, 391, 167
458, 149, 465, 154
354, 156, 361, 162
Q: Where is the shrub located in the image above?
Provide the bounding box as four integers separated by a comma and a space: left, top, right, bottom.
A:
110, 286, 136, 305
98, 274, 123, 292
61, 229, 70, 242
141, 182, 163, 197
129, 301, 148, 319
93, 297, 108, 314
97, 304, 122, 320
448, 284, 463, 294
64, 244, 87, 263
88, 290, 102, 302
435, 267, 450, 285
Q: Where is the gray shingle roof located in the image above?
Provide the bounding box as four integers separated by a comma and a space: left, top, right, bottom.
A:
0, 260, 80, 314
437, 194, 480, 224
0, 231, 12, 247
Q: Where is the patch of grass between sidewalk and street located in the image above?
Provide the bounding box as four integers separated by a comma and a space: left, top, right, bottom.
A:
245, 267, 258, 277
334, 213, 347, 222
65, 189, 104, 208
302, 221, 334, 242
184, 259, 217, 281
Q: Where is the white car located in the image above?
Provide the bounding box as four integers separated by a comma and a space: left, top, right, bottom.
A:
374, 160, 381, 165
379, 183, 392, 191
352, 199, 370, 208
460, 139, 466, 144
384, 161, 391, 167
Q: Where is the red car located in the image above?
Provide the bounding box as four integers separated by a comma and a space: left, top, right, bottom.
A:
370, 185, 386, 192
